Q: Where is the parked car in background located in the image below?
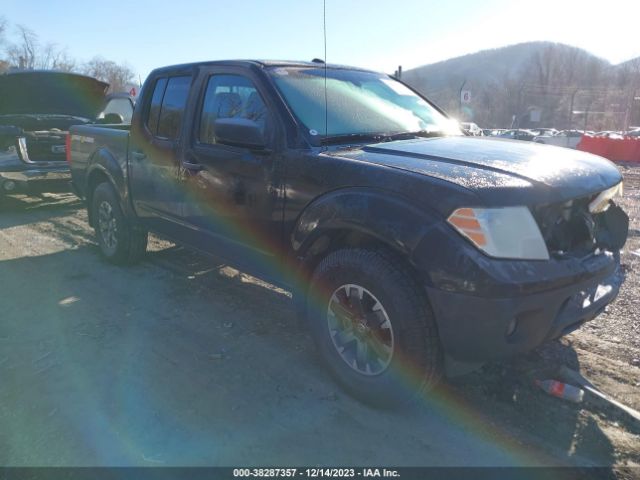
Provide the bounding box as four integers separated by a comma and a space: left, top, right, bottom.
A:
69, 60, 628, 406
498, 129, 538, 141
485, 128, 507, 136
626, 129, 640, 137
461, 122, 483, 136
0, 70, 134, 202
595, 131, 625, 139
96, 92, 136, 124
533, 129, 585, 149
534, 128, 559, 137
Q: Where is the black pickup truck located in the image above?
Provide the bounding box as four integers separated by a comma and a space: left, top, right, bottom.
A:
0, 70, 134, 201
69, 60, 628, 405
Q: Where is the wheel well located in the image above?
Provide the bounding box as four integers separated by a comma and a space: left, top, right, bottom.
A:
86, 170, 110, 227
298, 229, 418, 292
293, 228, 429, 327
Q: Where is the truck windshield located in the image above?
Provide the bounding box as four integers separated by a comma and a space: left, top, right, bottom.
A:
269, 66, 461, 143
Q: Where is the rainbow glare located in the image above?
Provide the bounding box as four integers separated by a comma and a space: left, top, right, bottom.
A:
7, 74, 566, 465
114, 131, 563, 467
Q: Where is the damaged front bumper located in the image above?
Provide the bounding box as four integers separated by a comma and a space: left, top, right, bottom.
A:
427, 256, 620, 368
412, 224, 624, 376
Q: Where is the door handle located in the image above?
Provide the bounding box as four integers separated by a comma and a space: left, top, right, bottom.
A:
131, 151, 146, 161
183, 161, 203, 172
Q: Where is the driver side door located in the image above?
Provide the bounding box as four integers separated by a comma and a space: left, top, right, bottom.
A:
179, 69, 285, 281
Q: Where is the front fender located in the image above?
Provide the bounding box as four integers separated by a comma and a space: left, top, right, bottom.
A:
292, 187, 443, 260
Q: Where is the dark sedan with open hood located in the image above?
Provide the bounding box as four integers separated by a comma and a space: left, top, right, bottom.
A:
0, 70, 132, 200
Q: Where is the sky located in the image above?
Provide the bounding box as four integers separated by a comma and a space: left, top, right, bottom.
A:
2, 0, 640, 81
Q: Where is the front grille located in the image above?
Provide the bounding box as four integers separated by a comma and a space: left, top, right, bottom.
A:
532, 192, 627, 257
532, 196, 597, 257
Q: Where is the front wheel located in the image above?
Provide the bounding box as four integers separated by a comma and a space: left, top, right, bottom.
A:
308, 248, 442, 407
91, 182, 147, 265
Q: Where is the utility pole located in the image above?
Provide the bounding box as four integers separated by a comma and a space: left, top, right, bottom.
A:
458, 80, 467, 119
624, 89, 637, 132
513, 83, 526, 130
568, 88, 580, 129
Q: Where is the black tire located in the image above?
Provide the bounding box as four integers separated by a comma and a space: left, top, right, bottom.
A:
308, 248, 442, 407
91, 182, 147, 265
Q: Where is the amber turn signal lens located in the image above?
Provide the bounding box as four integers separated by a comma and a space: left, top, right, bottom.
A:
447, 208, 487, 247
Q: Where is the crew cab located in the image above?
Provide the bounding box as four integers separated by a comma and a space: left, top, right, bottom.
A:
0, 70, 133, 201
69, 61, 628, 406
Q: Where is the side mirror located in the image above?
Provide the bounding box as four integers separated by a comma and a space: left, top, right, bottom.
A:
213, 118, 266, 149
97, 113, 124, 124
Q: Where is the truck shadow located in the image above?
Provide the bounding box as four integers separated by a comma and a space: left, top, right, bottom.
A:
0, 241, 624, 468
448, 341, 620, 468
145, 244, 624, 468
0, 193, 82, 229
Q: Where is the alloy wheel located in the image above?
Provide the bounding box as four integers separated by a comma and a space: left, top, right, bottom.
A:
327, 284, 394, 376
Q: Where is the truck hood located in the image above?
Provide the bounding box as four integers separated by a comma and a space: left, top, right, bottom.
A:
334, 136, 622, 205
0, 71, 108, 119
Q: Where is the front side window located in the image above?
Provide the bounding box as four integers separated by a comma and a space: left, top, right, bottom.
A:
199, 74, 270, 144
268, 67, 460, 142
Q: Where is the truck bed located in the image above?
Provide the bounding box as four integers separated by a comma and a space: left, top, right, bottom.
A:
69, 124, 130, 199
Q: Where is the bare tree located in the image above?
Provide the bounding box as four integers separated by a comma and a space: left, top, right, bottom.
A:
82, 56, 136, 92
40, 42, 76, 71
0, 16, 6, 43
0, 17, 8, 73
6, 24, 37, 68
4, 24, 75, 71
0, 18, 138, 94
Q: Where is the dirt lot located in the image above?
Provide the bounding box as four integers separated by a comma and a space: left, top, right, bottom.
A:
0, 167, 639, 472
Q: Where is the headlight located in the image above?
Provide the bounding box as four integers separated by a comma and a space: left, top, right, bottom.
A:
447, 206, 549, 260
589, 182, 623, 214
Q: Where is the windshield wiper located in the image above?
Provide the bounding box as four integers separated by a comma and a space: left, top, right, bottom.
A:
387, 130, 448, 140
320, 130, 449, 146
319, 133, 389, 145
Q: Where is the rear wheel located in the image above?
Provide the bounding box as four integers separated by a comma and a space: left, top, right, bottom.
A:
91, 182, 147, 264
308, 248, 442, 407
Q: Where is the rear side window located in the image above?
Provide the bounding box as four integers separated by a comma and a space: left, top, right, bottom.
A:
157, 76, 191, 139
146, 77, 167, 134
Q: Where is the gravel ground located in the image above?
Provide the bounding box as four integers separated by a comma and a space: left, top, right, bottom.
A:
588, 165, 640, 364
451, 164, 640, 473
0, 165, 639, 472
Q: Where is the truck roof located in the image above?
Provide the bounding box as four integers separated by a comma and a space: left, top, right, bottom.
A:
148, 60, 380, 76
